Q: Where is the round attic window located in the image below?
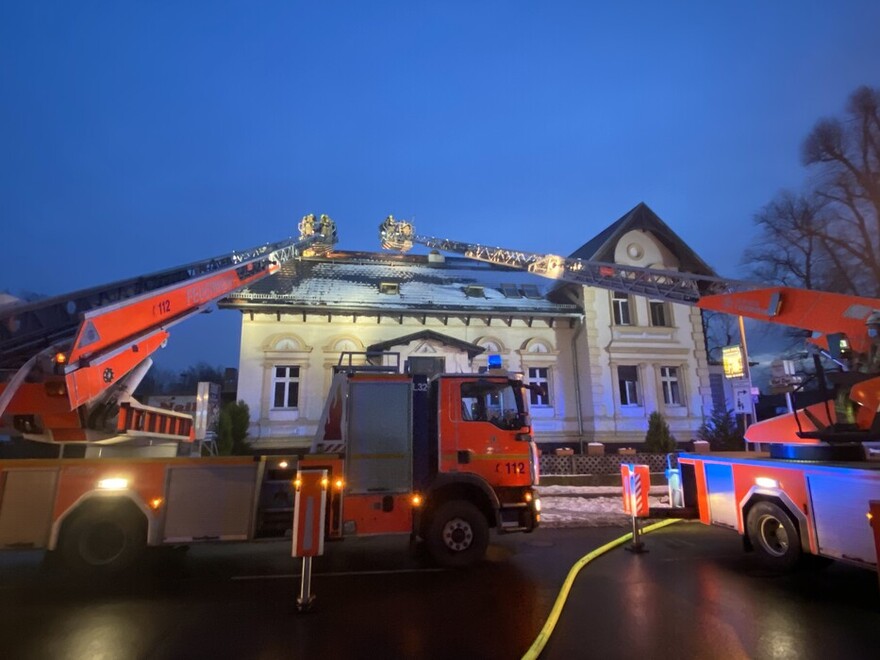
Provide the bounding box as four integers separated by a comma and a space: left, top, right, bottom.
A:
626, 243, 644, 259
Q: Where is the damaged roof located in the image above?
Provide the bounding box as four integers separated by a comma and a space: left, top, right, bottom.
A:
221, 250, 580, 317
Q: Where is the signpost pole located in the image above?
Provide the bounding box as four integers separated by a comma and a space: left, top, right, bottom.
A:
737, 315, 758, 431
298, 556, 314, 611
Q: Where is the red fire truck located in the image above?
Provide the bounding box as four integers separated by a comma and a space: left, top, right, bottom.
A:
0, 216, 538, 574
0, 360, 539, 573
304, 354, 539, 567
0, 216, 336, 573
379, 218, 880, 573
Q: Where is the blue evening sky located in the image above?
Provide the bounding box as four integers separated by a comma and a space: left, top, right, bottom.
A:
2, 1, 879, 372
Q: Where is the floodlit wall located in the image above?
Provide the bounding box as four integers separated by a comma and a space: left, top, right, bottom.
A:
235, 299, 711, 450
236, 312, 579, 449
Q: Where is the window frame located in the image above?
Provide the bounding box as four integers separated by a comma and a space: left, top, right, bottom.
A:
272, 365, 301, 410
527, 366, 552, 407
618, 365, 640, 406
660, 366, 682, 406
649, 300, 670, 327
406, 356, 446, 378
612, 292, 633, 326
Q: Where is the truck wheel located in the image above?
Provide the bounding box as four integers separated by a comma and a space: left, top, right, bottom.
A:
425, 500, 489, 568
746, 501, 801, 570
59, 504, 147, 576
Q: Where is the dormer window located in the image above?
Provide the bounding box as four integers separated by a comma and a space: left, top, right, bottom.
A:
379, 281, 399, 295
500, 283, 521, 298
520, 284, 543, 300
464, 285, 485, 298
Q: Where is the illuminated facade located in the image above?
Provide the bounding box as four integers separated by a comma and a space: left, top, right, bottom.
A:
221, 203, 716, 450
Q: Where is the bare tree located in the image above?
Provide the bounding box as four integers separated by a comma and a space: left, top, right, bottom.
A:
744, 191, 836, 290
177, 362, 225, 391
702, 309, 739, 362
746, 86, 880, 296
134, 366, 178, 397
803, 86, 880, 296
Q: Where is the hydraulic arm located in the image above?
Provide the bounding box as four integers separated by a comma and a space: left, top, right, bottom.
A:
378, 216, 880, 355
0, 214, 337, 443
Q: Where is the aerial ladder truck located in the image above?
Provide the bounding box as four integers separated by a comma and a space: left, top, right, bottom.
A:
0, 212, 540, 574
379, 216, 880, 574
0, 215, 337, 573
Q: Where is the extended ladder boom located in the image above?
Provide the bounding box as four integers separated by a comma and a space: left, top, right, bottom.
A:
2, 216, 335, 371
0, 215, 337, 440
379, 216, 738, 304
378, 216, 880, 356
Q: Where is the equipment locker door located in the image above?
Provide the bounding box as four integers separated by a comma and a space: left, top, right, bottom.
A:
162, 464, 258, 542
0, 469, 58, 548
704, 462, 738, 529
808, 474, 880, 565
345, 381, 412, 494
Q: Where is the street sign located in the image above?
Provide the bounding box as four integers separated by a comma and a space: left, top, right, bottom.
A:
722, 345, 745, 379
731, 380, 752, 414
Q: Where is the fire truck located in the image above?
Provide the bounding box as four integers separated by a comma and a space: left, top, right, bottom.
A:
0, 215, 337, 573
379, 217, 880, 573
303, 352, 539, 567
0, 214, 539, 574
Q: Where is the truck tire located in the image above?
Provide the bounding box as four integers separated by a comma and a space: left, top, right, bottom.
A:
425, 500, 489, 568
59, 503, 147, 576
746, 501, 801, 570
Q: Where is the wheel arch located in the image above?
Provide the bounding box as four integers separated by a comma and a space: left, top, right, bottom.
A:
50, 491, 154, 551
740, 487, 811, 554
422, 474, 499, 535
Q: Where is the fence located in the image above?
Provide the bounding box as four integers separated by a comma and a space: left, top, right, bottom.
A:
539, 452, 676, 476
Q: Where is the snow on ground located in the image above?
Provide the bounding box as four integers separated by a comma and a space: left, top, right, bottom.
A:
536, 485, 670, 528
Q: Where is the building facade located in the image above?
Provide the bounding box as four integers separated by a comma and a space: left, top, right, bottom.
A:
220, 203, 717, 451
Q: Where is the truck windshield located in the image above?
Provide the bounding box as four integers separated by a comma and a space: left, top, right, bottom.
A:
460, 380, 526, 430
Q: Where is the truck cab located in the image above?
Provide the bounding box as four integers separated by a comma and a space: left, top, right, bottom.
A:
307, 358, 540, 567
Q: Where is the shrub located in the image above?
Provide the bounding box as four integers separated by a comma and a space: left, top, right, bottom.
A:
218, 400, 251, 455
698, 407, 743, 451
645, 411, 676, 453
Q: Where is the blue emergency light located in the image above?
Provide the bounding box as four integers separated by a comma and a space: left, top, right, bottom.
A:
487, 354, 502, 369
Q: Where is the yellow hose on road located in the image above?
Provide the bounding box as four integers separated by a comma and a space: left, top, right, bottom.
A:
521, 519, 681, 660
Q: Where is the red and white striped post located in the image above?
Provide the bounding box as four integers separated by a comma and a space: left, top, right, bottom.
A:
292, 468, 329, 612
621, 463, 651, 553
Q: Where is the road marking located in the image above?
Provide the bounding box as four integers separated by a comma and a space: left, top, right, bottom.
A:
232, 567, 446, 580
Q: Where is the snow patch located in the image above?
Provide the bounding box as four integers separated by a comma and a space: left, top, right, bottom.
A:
536, 486, 671, 528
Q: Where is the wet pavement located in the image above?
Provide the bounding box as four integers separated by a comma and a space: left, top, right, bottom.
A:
541, 524, 879, 660
0, 523, 877, 659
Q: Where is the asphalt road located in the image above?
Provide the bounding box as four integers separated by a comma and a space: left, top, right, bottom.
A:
0, 524, 877, 660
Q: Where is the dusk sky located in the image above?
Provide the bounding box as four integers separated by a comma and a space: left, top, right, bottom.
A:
2, 2, 879, 373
